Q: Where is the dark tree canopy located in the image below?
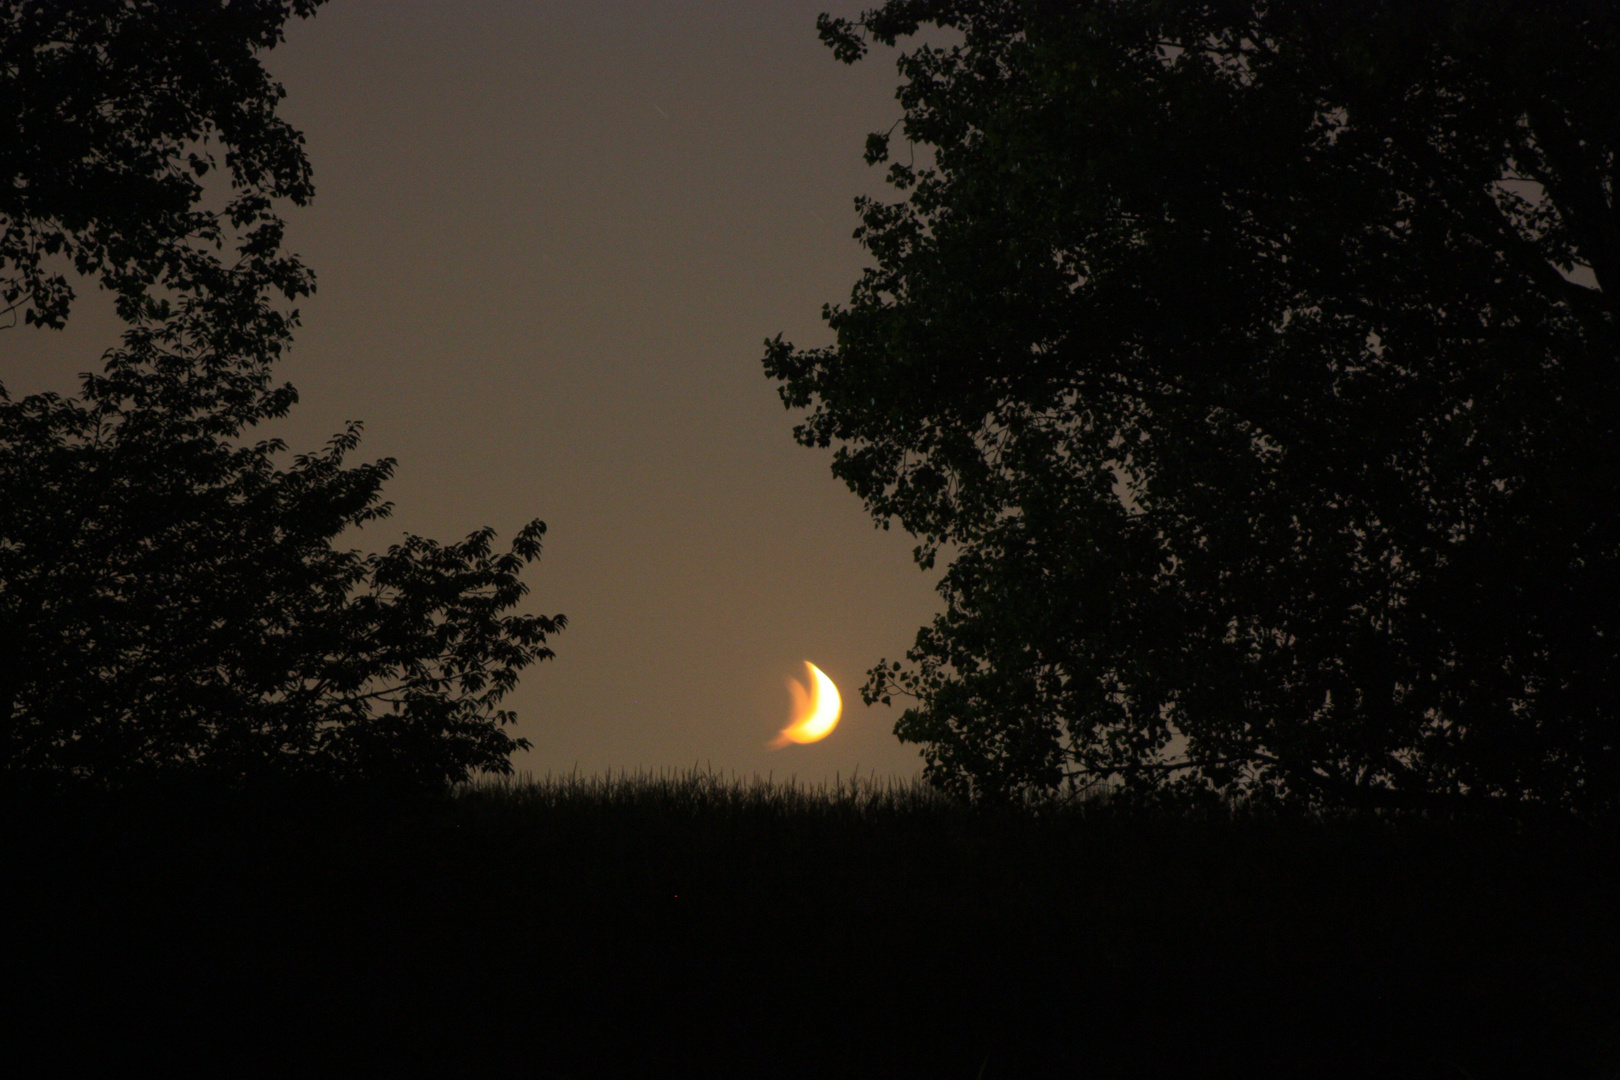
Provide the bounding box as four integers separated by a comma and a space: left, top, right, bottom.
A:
765, 0, 1619, 816
0, 0, 320, 336
1, 0, 564, 793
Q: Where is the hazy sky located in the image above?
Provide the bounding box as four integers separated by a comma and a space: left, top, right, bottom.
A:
8, 0, 955, 784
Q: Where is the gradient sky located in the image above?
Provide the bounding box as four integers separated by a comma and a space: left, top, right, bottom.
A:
8, 0, 955, 785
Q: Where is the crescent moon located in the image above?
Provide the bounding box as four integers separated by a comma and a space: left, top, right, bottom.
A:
769, 661, 842, 748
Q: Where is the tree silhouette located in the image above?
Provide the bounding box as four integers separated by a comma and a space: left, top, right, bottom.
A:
765, 0, 1618, 816
1, 0, 564, 793
1, 0, 322, 336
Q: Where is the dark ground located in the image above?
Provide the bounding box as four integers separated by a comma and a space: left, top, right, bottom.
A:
2, 782, 1617, 1078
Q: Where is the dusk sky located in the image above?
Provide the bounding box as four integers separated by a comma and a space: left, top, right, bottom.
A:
9, 0, 956, 785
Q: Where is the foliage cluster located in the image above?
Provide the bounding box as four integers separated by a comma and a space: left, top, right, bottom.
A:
0, 0, 562, 792
766, 0, 1619, 817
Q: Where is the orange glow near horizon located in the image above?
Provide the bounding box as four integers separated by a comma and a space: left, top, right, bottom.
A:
769, 661, 841, 748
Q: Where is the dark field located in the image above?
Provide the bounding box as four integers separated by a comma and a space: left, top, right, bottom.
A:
3, 771, 1617, 1078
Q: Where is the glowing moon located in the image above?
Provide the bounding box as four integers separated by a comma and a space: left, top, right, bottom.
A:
769, 661, 842, 748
